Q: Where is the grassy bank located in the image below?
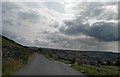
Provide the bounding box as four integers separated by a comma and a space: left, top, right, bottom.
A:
1, 35, 36, 76
2, 58, 23, 75
71, 64, 119, 77
2, 53, 36, 76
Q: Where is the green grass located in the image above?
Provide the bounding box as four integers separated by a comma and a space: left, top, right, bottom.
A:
42, 51, 120, 77
44, 54, 57, 61
0, 62, 2, 77
28, 52, 36, 61
2, 58, 23, 75
71, 64, 120, 77
2, 53, 36, 76
60, 59, 71, 64
0, 36, 2, 44
1, 36, 22, 48
2, 38, 21, 47
40, 50, 120, 77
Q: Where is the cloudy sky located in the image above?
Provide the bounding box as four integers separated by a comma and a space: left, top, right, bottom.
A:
1, 0, 119, 52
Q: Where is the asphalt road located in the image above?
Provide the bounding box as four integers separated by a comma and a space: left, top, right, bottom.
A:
14, 53, 85, 75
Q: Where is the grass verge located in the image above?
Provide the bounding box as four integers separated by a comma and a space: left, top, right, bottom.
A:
2, 58, 23, 76
2, 53, 36, 76
71, 64, 120, 77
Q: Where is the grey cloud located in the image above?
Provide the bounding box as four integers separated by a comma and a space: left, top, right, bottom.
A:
22, 2, 42, 9
59, 2, 118, 41
2, 30, 18, 40
2, 2, 42, 45
2, 2, 21, 11
44, 2, 65, 13
2, 2, 118, 52
88, 22, 118, 41
60, 20, 118, 41
2, 2, 42, 24
18, 10, 41, 23
76, 2, 118, 20
59, 20, 88, 35
0, 2, 2, 35
2, 2, 22, 20
2, 31, 32, 46
34, 32, 117, 51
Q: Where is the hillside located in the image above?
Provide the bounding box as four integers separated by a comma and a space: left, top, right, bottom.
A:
2, 35, 34, 75
1, 35, 26, 48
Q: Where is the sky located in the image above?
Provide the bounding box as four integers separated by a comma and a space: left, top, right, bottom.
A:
1, 0, 119, 52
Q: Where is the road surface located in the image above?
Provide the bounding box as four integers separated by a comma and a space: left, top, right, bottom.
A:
14, 53, 85, 75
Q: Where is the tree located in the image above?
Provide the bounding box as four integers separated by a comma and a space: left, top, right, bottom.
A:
106, 60, 112, 65
72, 58, 76, 64
38, 47, 42, 51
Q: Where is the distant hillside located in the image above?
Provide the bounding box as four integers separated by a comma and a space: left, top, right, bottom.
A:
1, 35, 119, 60
41, 48, 120, 60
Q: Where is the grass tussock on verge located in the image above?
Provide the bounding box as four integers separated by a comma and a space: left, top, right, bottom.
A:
28, 52, 36, 61
44, 53, 58, 61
